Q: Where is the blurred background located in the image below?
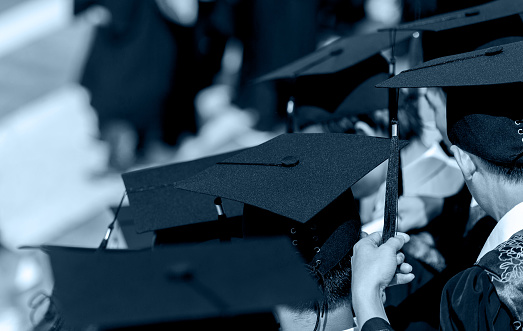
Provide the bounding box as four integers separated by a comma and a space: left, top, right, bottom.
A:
0, 0, 487, 329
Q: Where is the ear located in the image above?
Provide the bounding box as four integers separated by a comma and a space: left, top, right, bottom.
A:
450, 145, 476, 181
354, 121, 378, 137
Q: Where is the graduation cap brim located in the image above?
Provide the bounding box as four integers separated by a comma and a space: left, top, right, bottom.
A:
122, 150, 247, 233
376, 40, 523, 88
381, 0, 523, 32
255, 31, 412, 82
37, 237, 320, 329
175, 133, 408, 223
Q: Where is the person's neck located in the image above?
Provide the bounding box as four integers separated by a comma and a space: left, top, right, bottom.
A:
276, 302, 354, 331
476, 180, 523, 221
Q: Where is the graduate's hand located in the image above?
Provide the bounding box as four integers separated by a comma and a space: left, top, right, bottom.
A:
351, 232, 415, 327
355, 232, 414, 287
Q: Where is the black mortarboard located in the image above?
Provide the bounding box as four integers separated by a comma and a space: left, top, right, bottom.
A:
111, 206, 155, 249
254, 31, 413, 132
294, 55, 390, 129
256, 31, 412, 80
387, 0, 523, 32
175, 133, 408, 275
39, 237, 320, 330
377, 40, 523, 165
122, 150, 246, 233
383, 0, 523, 61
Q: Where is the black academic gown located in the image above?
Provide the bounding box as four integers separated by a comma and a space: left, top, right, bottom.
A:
364, 231, 523, 331
364, 232, 523, 331
440, 231, 523, 331
439, 266, 513, 330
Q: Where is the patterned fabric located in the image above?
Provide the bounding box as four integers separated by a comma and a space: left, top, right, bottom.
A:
477, 231, 523, 323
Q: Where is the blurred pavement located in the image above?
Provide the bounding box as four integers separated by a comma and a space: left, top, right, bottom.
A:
0, 1, 126, 330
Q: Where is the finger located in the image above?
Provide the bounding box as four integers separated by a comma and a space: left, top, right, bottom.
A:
398, 262, 413, 274
384, 236, 406, 252
396, 252, 405, 265
395, 232, 410, 244
360, 231, 369, 239
388, 273, 415, 287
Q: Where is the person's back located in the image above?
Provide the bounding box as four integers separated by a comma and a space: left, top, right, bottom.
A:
354, 39, 523, 331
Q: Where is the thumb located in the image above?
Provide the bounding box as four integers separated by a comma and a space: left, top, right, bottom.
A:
363, 232, 383, 246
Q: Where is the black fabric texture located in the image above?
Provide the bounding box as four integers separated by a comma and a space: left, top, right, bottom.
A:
293, 54, 390, 117
175, 133, 408, 224
361, 317, 395, 331
256, 31, 412, 81
122, 150, 246, 233
440, 266, 513, 330
422, 15, 523, 62
377, 40, 523, 88
388, 0, 523, 33
242, 189, 360, 274
446, 84, 523, 165
112, 206, 154, 249
41, 238, 320, 329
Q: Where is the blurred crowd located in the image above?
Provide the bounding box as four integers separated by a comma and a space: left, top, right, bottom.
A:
75, 0, 484, 171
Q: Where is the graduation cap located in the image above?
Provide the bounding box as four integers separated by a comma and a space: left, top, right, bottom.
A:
122, 150, 246, 234
295, 55, 390, 130
256, 31, 412, 81
110, 206, 155, 249
175, 133, 409, 275
254, 31, 413, 132
381, 0, 523, 61
35, 237, 320, 330
377, 40, 523, 166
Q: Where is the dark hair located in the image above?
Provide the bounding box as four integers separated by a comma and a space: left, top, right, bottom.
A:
474, 155, 523, 184
242, 190, 360, 313
282, 251, 353, 314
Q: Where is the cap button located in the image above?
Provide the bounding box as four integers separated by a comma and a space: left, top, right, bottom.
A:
167, 264, 194, 281
484, 46, 503, 56
281, 156, 300, 167
330, 48, 343, 56
464, 10, 479, 17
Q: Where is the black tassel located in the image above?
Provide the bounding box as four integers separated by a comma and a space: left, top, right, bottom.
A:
382, 121, 399, 244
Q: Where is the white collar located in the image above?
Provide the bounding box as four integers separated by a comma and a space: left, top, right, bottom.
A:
476, 201, 523, 262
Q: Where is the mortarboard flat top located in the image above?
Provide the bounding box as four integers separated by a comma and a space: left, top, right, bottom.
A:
383, 0, 523, 32
42, 237, 320, 330
255, 31, 413, 82
122, 150, 246, 233
175, 133, 408, 224
393, 0, 523, 62
377, 41, 523, 165
376, 40, 523, 88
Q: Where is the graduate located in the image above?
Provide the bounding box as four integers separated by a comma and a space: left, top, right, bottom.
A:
173, 133, 414, 331
353, 39, 523, 331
